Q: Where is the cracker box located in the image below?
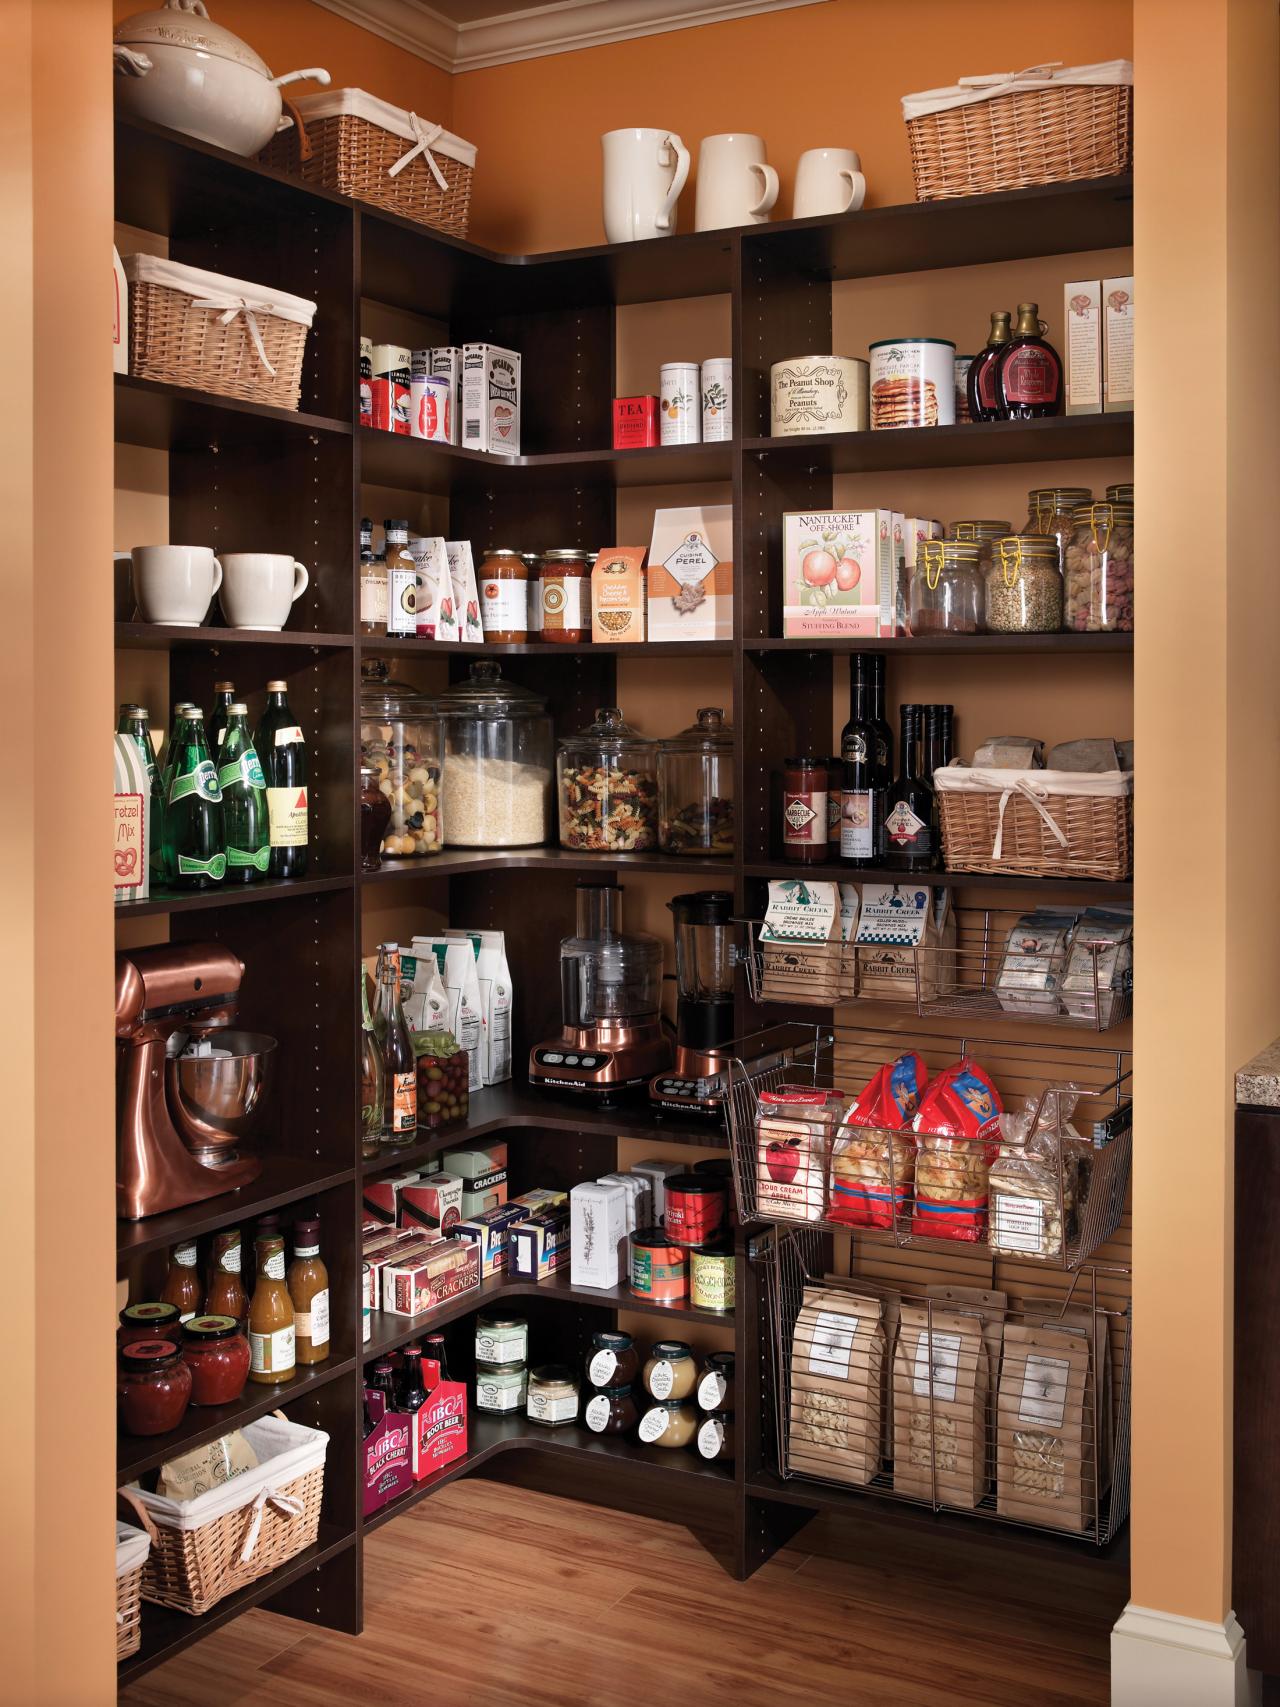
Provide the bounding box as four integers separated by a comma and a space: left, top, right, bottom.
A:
508, 1208, 572, 1280
363, 1172, 422, 1227
442, 1141, 508, 1218
1064, 280, 1102, 415
398, 1174, 463, 1235
1103, 277, 1134, 412
591, 548, 647, 643
462, 343, 521, 454
382, 1235, 480, 1316
646, 505, 733, 641
782, 509, 892, 638
454, 1201, 529, 1276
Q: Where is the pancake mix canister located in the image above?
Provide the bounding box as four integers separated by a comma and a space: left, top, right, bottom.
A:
869, 338, 956, 430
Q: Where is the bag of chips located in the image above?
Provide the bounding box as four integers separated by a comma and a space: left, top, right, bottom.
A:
910, 1058, 1003, 1242
829, 1052, 927, 1229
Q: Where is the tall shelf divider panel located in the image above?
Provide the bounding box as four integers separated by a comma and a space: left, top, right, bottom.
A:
113, 114, 1133, 1685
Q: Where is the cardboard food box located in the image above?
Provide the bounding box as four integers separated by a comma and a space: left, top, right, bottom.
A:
591, 548, 647, 643
398, 1174, 463, 1236
113, 732, 149, 902
410, 1377, 467, 1481
508, 1207, 572, 1279
442, 1141, 508, 1219
382, 1235, 480, 1316
1103, 277, 1134, 412
362, 1389, 412, 1516
462, 343, 521, 454
364, 1235, 438, 1308
570, 1180, 628, 1288
362, 1172, 422, 1227
430, 346, 463, 445
1064, 280, 1102, 415
646, 505, 733, 641
113, 247, 128, 376
613, 395, 659, 449
758, 878, 850, 1004
454, 1200, 529, 1276
782, 509, 892, 638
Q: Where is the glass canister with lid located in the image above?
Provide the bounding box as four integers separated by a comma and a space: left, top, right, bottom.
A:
360, 659, 444, 859
1024, 486, 1092, 571
438, 661, 552, 847
1065, 501, 1134, 632
947, 519, 1013, 574
657, 707, 735, 856
1105, 481, 1134, 504
557, 707, 659, 852
909, 538, 984, 636
985, 534, 1063, 633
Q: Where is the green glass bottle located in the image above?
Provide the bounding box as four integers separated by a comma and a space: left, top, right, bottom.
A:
160, 701, 197, 800
256, 679, 309, 879
163, 708, 226, 888
117, 703, 165, 885
218, 702, 269, 883
207, 681, 236, 755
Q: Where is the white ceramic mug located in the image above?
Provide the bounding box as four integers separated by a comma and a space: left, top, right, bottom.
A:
694, 133, 779, 231
126, 545, 222, 627
601, 128, 691, 242
793, 148, 866, 219
218, 553, 310, 631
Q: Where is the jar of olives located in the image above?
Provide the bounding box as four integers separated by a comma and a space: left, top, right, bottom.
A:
1065, 501, 1134, 632
413, 1029, 469, 1130
985, 535, 1063, 633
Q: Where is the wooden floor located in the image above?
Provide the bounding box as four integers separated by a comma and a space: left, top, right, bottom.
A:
120, 1480, 1128, 1706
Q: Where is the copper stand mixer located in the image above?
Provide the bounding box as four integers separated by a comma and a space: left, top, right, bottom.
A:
116, 943, 275, 1220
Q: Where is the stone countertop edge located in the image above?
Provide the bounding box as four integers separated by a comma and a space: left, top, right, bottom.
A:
1236, 1037, 1280, 1108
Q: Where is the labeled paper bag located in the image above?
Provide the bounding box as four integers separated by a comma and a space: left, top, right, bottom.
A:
447, 540, 483, 643
893, 1302, 988, 1508
996, 1323, 1093, 1533
789, 1285, 886, 1486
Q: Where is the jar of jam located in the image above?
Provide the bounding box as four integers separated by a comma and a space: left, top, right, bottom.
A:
538, 550, 590, 643
782, 756, 829, 864
117, 1301, 182, 1347
643, 1341, 697, 1402
663, 1173, 728, 1246
477, 548, 528, 642
584, 1384, 639, 1436
696, 1351, 736, 1413
118, 1339, 193, 1436
637, 1397, 697, 1449
586, 1330, 639, 1390
697, 1412, 735, 1463
181, 1314, 252, 1406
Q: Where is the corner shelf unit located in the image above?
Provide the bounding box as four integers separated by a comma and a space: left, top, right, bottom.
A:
111, 114, 1133, 1684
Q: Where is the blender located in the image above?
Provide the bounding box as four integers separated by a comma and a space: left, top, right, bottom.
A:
650, 891, 736, 1117
529, 882, 672, 1100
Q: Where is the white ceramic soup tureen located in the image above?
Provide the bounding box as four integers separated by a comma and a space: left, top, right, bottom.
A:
113, 0, 329, 158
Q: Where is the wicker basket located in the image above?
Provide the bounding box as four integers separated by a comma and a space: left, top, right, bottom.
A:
123, 254, 316, 412
903, 59, 1133, 202
262, 88, 475, 239
934, 766, 1133, 882
115, 1514, 153, 1662
123, 1414, 328, 1617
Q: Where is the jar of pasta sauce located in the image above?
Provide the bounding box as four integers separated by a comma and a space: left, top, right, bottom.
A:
539, 550, 590, 643
478, 548, 528, 642
118, 1340, 192, 1436
181, 1314, 252, 1406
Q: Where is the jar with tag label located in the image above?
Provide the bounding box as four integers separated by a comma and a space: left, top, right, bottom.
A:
643, 1340, 697, 1401
477, 548, 528, 642
697, 1351, 736, 1413
538, 550, 590, 643
584, 1385, 639, 1436
637, 1398, 697, 1448
586, 1330, 639, 1390
696, 1413, 735, 1462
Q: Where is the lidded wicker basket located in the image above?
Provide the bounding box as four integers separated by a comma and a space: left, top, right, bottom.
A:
902, 59, 1133, 202
934, 764, 1133, 882
261, 88, 476, 239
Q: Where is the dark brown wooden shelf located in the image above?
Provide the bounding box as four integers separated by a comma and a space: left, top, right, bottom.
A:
360, 847, 735, 882
115, 1522, 354, 1685
118, 1355, 357, 1483
358, 425, 733, 491
115, 874, 353, 919
361, 1081, 727, 1172
742, 412, 1133, 473
742, 860, 1133, 898
362, 1412, 734, 1532
746, 633, 1133, 656
362, 635, 734, 658
115, 622, 354, 652
115, 374, 350, 452
118, 1159, 356, 1260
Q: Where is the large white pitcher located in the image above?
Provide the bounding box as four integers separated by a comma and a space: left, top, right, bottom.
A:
601, 128, 691, 242
694, 133, 779, 231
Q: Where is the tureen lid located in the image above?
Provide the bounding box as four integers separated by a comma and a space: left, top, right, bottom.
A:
114, 1, 273, 78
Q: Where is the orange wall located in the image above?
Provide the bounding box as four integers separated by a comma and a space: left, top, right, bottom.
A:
454, 0, 1132, 251
111, 0, 453, 118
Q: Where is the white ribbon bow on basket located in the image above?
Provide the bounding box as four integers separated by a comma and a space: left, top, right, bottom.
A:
192, 296, 276, 376
991, 776, 1068, 861
958, 61, 1065, 91
388, 113, 451, 193
238, 1483, 305, 1564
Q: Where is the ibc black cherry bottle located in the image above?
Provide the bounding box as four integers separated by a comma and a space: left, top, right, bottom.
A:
882, 704, 937, 871
995, 302, 1063, 419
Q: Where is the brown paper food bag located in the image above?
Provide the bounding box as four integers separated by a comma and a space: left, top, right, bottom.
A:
996, 1323, 1094, 1533
855, 884, 954, 1004
1023, 1302, 1112, 1495
789, 1285, 886, 1486
928, 1284, 1006, 1484
759, 879, 844, 1004
893, 1302, 988, 1508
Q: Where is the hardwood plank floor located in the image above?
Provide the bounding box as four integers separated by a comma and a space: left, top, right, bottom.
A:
120, 1481, 1128, 1706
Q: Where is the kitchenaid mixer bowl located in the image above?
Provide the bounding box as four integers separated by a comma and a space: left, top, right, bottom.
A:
166, 1029, 277, 1166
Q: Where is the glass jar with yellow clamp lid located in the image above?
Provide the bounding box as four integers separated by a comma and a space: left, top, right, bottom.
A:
909, 538, 984, 636
948, 518, 1012, 575
1065, 501, 1134, 633
984, 534, 1063, 633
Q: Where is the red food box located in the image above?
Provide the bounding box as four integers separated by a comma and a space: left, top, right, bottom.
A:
364, 1235, 439, 1308
382, 1234, 480, 1316
410, 1376, 468, 1480
613, 395, 659, 449
399, 1174, 463, 1236
363, 1388, 412, 1516
363, 1172, 422, 1227
370, 376, 410, 434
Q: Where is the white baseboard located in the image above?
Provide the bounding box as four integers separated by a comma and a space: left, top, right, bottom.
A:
1111, 1603, 1258, 1707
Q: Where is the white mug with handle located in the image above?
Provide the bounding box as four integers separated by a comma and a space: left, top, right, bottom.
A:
793, 148, 866, 219
694, 133, 779, 231
125, 545, 222, 627
601, 128, 691, 242
218, 553, 310, 631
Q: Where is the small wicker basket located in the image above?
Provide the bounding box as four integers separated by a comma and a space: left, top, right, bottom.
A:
262, 88, 476, 239
123, 254, 316, 412
115, 1514, 153, 1662
934, 765, 1133, 882
903, 59, 1133, 202
123, 1413, 328, 1617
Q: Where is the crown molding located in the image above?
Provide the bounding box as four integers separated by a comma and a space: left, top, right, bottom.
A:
310, 0, 830, 73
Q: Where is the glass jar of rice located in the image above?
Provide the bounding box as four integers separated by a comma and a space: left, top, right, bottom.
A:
438, 660, 553, 847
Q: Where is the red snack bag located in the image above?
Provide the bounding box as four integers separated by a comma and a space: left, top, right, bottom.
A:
829, 1053, 928, 1229
910, 1058, 1003, 1242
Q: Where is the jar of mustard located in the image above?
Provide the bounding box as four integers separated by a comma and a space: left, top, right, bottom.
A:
643, 1341, 697, 1401
637, 1398, 698, 1449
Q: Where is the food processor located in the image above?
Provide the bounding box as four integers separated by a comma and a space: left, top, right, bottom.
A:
529, 882, 672, 1099
650, 891, 737, 1117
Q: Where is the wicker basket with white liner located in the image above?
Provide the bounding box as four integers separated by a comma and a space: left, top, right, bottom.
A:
121, 1413, 328, 1616
934, 763, 1132, 882
123, 254, 316, 412
115, 1516, 153, 1660
261, 89, 476, 239
902, 59, 1133, 203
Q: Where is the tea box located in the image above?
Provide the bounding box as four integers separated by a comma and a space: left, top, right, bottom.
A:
613, 395, 659, 449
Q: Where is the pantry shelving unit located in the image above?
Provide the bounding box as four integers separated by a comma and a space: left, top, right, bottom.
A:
111, 112, 1133, 1683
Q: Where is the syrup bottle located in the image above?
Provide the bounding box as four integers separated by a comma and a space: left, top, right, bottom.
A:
967, 310, 1011, 422
995, 302, 1063, 419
